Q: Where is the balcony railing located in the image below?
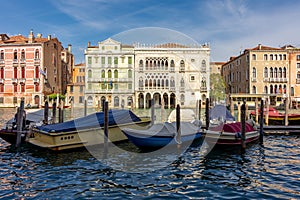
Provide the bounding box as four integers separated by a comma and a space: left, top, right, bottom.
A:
251, 77, 257, 82
33, 78, 40, 83
19, 78, 26, 84
11, 78, 18, 83
201, 86, 207, 92
263, 78, 269, 82
34, 58, 40, 65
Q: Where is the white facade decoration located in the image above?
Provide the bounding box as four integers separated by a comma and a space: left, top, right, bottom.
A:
84, 38, 210, 108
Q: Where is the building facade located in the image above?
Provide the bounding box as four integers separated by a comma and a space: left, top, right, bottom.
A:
84, 38, 210, 109
67, 63, 85, 107
84, 38, 135, 108
0, 31, 72, 107
222, 44, 300, 107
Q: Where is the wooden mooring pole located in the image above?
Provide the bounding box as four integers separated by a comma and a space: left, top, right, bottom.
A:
255, 98, 259, 123
16, 98, 25, 148
198, 100, 202, 121
176, 104, 181, 144
44, 101, 49, 124
151, 99, 155, 126
241, 101, 246, 151
104, 101, 109, 146
205, 98, 209, 130
52, 102, 57, 124
237, 101, 241, 122
259, 99, 264, 144
285, 97, 289, 126
265, 98, 269, 126
84, 99, 87, 116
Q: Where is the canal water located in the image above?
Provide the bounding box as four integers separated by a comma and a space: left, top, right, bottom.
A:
0, 108, 299, 199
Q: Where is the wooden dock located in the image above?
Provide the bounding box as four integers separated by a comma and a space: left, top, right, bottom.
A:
262, 125, 300, 135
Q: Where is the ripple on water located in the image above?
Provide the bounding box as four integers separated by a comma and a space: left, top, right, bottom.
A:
0, 134, 300, 199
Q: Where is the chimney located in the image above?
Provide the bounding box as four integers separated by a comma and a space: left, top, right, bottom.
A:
258, 44, 262, 50
28, 29, 35, 43
88, 41, 91, 47
37, 33, 42, 38
48, 35, 51, 40
68, 44, 72, 53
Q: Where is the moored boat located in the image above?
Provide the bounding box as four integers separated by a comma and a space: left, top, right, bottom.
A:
0, 109, 48, 144
250, 106, 300, 125
122, 121, 202, 150
204, 121, 259, 146
28, 109, 151, 151
122, 109, 203, 150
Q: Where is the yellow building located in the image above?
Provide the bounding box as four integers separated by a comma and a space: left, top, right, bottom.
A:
67, 63, 85, 107
222, 44, 290, 106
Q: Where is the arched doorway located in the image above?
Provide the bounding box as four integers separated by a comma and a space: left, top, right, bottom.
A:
145, 93, 151, 108
163, 93, 168, 109
170, 93, 176, 109
138, 93, 144, 109
153, 92, 161, 106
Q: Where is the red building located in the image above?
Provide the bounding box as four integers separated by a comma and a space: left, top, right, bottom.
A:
0, 30, 73, 107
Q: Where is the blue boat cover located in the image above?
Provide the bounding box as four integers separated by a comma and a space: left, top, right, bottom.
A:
35, 109, 142, 133
209, 105, 235, 121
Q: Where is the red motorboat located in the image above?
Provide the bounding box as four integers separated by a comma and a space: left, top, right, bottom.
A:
204, 122, 259, 146
250, 107, 300, 125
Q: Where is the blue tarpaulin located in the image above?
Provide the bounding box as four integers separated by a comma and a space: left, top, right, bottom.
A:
36, 109, 142, 133
209, 105, 235, 121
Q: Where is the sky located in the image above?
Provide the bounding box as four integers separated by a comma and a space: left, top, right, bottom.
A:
2, 0, 300, 64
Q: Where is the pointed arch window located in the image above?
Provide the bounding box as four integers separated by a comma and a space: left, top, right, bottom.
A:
264, 67, 268, 78
279, 68, 282, 78
114, 96, 119, 107
283, 67, 286, 78
128, 69, 132, 78
252, 86, 256, 94
21, 49, 25, 60
270, 67, 273, 78
101, 70, 105, 78
14, 50, 18, 60
114, 70, 118, 78
180, 60, 185, 72
35, 49, 40, 59
264, 86, 268, 94
0, 50, 4, 60
108, 70, 112, 78
252, 67, 256, 78
274, 67, 278, 78
180, 78, 185, 87
88, 69, 92, 78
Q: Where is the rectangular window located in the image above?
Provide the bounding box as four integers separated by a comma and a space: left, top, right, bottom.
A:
114, 84, 118, 90
114, 57, 118, 64
297, 55, 300, 60
79, 96, 84, 103
70, 85, 74, 93
88, 83, 92, 90
0, 97, 3, 103
13, 97, 17, 103
80, 85, 84, 93
128, 57, 132, 64
190, 75, 195, 81
128, 83, 132, 90
108, 57, 112, 65
88, 57, 92, 64
297, 63, 300, 68
95, 57, 98, 63
101, 57, 105, 64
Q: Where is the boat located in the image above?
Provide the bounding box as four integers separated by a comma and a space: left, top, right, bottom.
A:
204, 120, 259, 146
209, 104, 236, 127
28, 109, 151, 151
0, 109, 49, 144
122, 109, 203, 150
250, 106, 300, 125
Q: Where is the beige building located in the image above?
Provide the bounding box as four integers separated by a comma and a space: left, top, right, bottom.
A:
67, 63, 85, 107
222, 44, 300, 107
84, 38, 210, 109
210, 62, 225, 74
84, 38, 135, 108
